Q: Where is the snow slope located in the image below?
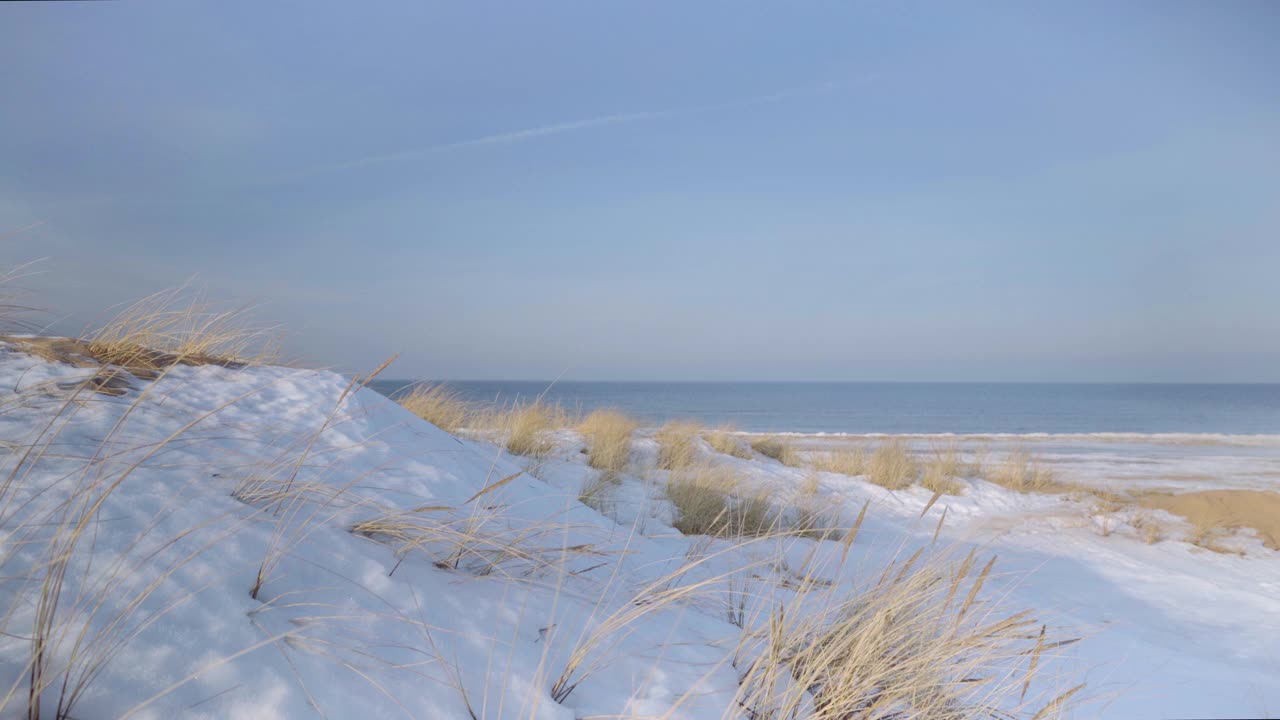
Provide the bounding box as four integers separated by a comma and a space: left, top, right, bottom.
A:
0, 344, 1276, 719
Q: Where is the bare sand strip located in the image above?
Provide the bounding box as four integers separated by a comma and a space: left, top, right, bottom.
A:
1141, 490, 1280, 550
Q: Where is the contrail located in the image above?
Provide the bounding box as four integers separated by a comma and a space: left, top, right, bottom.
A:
286, 81, 837, 180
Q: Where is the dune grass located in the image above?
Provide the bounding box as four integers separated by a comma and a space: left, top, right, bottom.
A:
921, 443, 965, 495
397, 383, 472, 433
809, 446, 867, 476
1130, 511, 1165, 544
704, 425, 753, 459
665, 464, 774, 538
733, 548, 1082, 719
865, 439, 918, 490
1185, 517, 1244, 556
751, 436, 804, 466
84, 287, 279, 373
986, 450, 1060, 493
492, 400, 568, 457
655, 420, 702, 470
577, 409, 637, 473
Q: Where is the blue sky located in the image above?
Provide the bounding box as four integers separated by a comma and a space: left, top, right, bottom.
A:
2, 1, 1278, 381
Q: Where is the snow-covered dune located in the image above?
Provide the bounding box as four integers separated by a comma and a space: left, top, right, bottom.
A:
0, 344, 1277, 719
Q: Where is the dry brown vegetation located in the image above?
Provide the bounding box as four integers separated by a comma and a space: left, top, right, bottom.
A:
809, 446, 867, 476
704, 425, 753, 459
84, 287, 279, 373
921, 464, 965, 496
1, 287, 279, 396
492, 400, 570, 457
1185, 519, 1244, 556
577, 409, 637, 473
967, 444, 990, 477
1130, 511, 1165, 544
655, 420, 702, 470
751, 436, 804, 466
919, 443, 965, 495
732, 547, 1084, 719
865, 439, 918, 490
666, 464, 775, 537
397, 383, 472, 433
985, 450, 1060, 493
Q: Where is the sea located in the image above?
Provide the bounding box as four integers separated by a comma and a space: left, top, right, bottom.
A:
369, 381, 1280, 436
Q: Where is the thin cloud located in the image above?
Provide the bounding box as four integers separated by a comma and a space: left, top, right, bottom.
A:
287, 82, 837, 180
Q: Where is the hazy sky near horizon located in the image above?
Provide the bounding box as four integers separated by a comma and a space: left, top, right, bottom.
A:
3, 2, 1279, 381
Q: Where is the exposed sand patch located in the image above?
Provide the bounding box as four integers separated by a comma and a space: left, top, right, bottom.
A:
1140, 490, 1280, 551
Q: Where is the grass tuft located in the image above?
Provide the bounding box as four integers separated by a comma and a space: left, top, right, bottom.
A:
809, 446, 866, 476
666, 464, 774, 538
577, 409, 637, 473
1131, 511, 1165, 544
495, 401, 567, 457
986, 450, 1060, 493
704, 425, 753, 459
397, 383, 472, 433
865, 439, 917, 490
751, 436, 804, 466
920, 443, 965, 495
733, 549, 1081, 719
655, 420, 701, 470
84, 287, 278, 374
1185, 517, 1243, 556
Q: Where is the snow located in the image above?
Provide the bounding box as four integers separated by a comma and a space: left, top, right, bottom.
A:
1, 343, 1278, 718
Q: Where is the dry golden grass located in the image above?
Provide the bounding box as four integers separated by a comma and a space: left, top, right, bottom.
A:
577, 409, 637, 473
967, 444, 990, 477
986, 450, 1061, 493
84, 287, 279, 374
809, 446, 867, 476
704, 425, 753, 459
918, 443, 965, 495
397, 383, 472, 433
547, 529, 1082, 716
491, 400, 568, 457
751, 436, 805, 466
750, 436, 786, 460
1130, 511, 1165, 544
929, 442, 963, 476
865, 439, 918, 490
655, 420, 701, 470
666, 464, 774, 538
921, 464, 965, 496
2, 287, 279, 397
351, 502, 604, 578
732, 548, 1083, 719
1185, 517, 1244, 556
